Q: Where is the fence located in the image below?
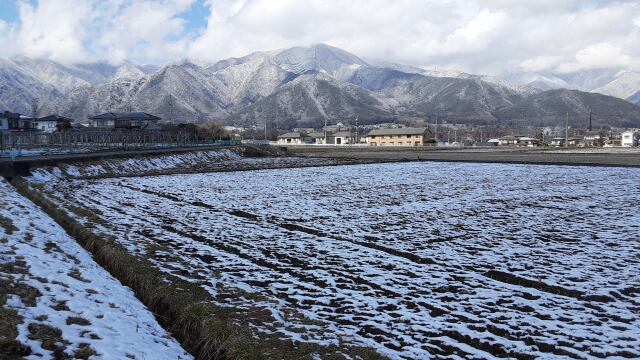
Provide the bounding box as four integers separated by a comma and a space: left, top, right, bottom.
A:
0, 130, 241, 157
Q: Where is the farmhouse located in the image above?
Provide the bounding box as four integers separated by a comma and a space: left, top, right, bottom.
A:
33, 115, 73, 133
276, 132, 312, 145
367, 127, 431, 147
88, 112, 161, 130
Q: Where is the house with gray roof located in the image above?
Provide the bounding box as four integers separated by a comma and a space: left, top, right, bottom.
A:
88, 112, 161, 130
276, 131, 313, 145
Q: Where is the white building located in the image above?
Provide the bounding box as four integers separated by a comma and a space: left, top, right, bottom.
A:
621, 131, 636, 147
32, 115, 72, 133
276, 132, 312, 145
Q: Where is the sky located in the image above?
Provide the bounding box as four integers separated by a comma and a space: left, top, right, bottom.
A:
0, 0, 639, 76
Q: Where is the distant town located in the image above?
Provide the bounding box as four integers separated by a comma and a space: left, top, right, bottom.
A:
1, 109, 639, 155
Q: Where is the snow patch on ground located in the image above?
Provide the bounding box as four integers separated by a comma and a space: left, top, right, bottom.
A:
35, 162, 640, 359
0, 179, 192, 359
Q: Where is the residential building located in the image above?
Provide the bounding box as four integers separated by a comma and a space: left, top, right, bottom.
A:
516, 137, 538, 146
32, 115, 73, 133
276, 132, 312, 145
88, 112, 161, 130
334, 131, 366, 145
550, 137, 566, 147
1, 111, 35, 131
0, 114, 8, 132
498, 135, 518, 146
367, 127, 431, 147
621, 131, 636, 147
583, 131, 603, 147
308, 131, 334, 145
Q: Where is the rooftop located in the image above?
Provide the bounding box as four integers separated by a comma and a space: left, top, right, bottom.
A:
368, 127, 429, 136
277, 131, 309, 139
88, 112, 161, 121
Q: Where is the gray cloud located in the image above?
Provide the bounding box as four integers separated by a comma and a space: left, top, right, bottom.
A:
1, 0, 639, 75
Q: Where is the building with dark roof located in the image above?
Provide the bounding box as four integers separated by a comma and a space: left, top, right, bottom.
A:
276, 131, 313, 145
88, 112, 161, 130
0, 111, 36, 132
33, 115, 73, 133
367, 127, 431, 147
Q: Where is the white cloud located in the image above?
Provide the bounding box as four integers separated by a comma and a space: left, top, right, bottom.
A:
4, 0, 195, 65
557, 43, 632, 73
2, 0, 640, 75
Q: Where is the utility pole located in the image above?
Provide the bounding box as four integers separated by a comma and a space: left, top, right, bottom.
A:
168, 94, 174, 125
323, 117, 327, 145
565, 111, 569, 148
264, 119, 267, 141
355, 116, 359, 145
434, 111, 438, 145
31, 97, 38, 121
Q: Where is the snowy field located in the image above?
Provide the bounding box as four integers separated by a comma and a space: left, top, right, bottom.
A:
0, 179, 192, 359
30, 162, 640, 359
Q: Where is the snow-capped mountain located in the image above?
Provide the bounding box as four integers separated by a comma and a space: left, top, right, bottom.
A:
0, 58, 60, 114
592, 71, 640, 101
4, 43, 640, 128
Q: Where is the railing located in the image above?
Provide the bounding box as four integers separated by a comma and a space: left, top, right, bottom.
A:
0, 130, 242, 158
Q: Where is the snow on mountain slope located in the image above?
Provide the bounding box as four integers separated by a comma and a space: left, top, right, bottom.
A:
504, 72, 570, 90
272, 43, 368, 81
231, 71, 392, 128
0, 59, 60, 114
628, 90, 640, 105
0, 179, 192, 359
592, 71, 640, 101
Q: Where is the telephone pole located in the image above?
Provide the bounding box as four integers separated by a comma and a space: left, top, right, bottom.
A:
323, 117, 328, 145
168, 94, 174, 125
31, 97, 38, 120
355, 116, 359, 145
434, 111, 439, 145
565, 111, 569, 148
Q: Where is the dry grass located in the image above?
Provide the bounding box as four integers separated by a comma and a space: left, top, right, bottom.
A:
0, 214, 18, 235
0, 295, 31, 359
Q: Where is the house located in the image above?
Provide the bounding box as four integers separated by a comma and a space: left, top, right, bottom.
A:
583, 131, 603, 147
88, 112, 161, 130
567, 137, 584, 147
276, 132, 312, 145
0, 113, 8, 132
621, 131, 636, 147
516, 137, 538, 147
550, 137, 566, 147
1, 111, 35, 131
498, 135, 518, 146
486, 139, 501, 146
367, 127, 431, 147
32, 115, 73, 133
333, 131, 365, 145
308, 131, 334, 145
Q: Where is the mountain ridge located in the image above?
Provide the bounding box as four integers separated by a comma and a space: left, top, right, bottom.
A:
2, 44, 640, 129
